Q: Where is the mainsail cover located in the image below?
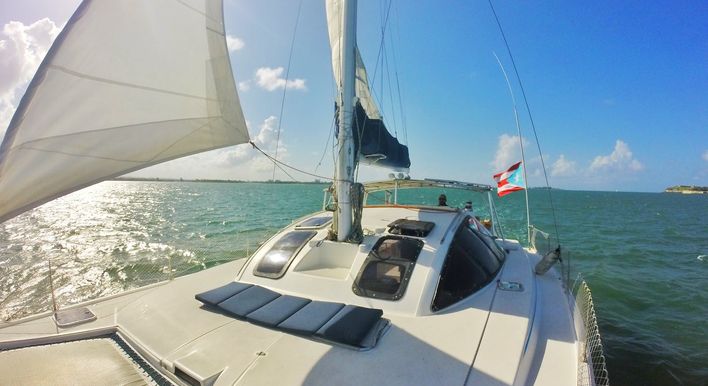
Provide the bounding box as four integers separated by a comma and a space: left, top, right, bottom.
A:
0, 0, 249, 222
325, 0, 410, 171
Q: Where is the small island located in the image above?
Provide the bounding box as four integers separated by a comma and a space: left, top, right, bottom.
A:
665, 185, 707, 194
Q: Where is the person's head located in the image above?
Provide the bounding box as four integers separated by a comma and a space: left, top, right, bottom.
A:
438, 194, 447, 206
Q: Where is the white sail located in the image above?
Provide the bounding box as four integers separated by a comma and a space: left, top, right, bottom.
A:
325, 0, 381, 119
0, 0, 249, 222
325, 0, 410, 172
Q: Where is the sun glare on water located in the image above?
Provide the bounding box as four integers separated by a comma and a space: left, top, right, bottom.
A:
0, 181, 195, 321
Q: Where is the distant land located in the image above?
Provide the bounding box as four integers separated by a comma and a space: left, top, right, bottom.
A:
113, 177, 328, 185
113, 178, 708, 194
665, 185, 707, 194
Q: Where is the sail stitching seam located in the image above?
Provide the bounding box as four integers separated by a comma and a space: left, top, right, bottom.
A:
48, 65, 219, 102
146, 117, 217, 163
206, 26, 224, 36
17, 146, 161, 163
11, 116, 224, 155
173, 0, 221, 25
20, 116, 215, 163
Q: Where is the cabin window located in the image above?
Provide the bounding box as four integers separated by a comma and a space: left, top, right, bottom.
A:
296, 214, 332, 229
466, 217, 506, 262
353, 236, 424, 301
432, 221, 504, 311
254, 231, 316, 279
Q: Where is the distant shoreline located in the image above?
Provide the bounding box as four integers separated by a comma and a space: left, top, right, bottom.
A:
111, 178, 708, 193
112, 177, 328, 185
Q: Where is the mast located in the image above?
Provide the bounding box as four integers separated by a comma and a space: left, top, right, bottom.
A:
335, 0, 357, 241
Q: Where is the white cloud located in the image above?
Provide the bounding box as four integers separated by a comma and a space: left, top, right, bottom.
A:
128, 116, 290, 180
238, 81, 251, 91
206, 116, 287, 174
255, 66, 306, 91
551, 154, 577, 177
491, 134, 527, 171
589, 140, 643, 172
0, 18, 60, 134
226, 115, 285, 161
489, 134, 551, 184
702, 149, 708, 162
226, 35, 244, 52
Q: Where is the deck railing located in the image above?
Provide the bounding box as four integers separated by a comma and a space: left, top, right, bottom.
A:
529, 225, 609, 385
574, 277, 611, 386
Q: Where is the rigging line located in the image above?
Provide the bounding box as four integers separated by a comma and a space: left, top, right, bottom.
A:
384, 38, 399, 138
487, 0, 561, 243
370, 0, 394, 106
390, 1, 408, 146
380, 28, 385, 116
272, 0, 304, 181
254, 142, 298, 182
394, 67, 408, 145
493, 51, 531, 244
258, 142, 297, 182
315, 110, 337, 174
250, 141, 334, 181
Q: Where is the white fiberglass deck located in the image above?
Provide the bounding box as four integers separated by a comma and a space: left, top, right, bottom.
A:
0, 208, 581, 385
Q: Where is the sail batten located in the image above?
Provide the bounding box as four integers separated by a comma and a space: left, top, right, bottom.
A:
0, 0, 249, 223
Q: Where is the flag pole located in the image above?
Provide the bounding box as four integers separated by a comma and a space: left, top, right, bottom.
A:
494, 52, 531, 244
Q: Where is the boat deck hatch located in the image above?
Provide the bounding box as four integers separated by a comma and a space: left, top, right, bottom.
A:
387, 219, 435, 237
54, 306, 96, 328
352, 236, 424, 301
196, 282, 388, 350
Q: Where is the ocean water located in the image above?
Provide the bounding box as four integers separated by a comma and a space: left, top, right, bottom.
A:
0, 181, 706, 385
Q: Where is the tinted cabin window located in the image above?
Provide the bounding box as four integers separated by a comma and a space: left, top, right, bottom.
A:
432, 223, 504, 311
254, 231, 316, 279
296, 214, 332, 229
353, 236, 424, 301
476, 228, 506, 262
466, 217, 505, 263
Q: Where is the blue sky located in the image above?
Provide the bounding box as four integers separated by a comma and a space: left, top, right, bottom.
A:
1, 0, 706, 192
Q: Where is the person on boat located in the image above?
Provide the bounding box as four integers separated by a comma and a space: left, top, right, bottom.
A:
438, 194, 448, 206
464, 201, 473, 211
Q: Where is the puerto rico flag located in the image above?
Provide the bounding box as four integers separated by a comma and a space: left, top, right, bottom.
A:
493, 161, 525, 197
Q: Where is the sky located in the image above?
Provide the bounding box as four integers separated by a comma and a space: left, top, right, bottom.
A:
0, 0, 706, 192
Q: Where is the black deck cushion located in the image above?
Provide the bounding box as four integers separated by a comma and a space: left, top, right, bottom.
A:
195, 282, 253, 306
315, 305, 384, 348
196, 282, 385, 349
218, 285, 281, 318
277, 300, 345, 336
246, 295, 312, 327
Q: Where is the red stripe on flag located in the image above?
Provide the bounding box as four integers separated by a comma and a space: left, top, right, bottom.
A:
493, 161, 522, 180
493, 161, 524, 197
497, 185, 524, 197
